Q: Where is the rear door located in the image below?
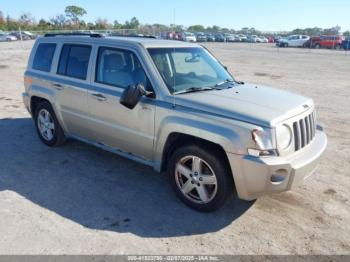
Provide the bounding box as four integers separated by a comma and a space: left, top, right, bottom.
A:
53, 43, 95, 140
86, 45, 156, 161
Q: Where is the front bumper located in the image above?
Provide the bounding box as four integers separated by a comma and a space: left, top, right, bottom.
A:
227, 130, 327, 201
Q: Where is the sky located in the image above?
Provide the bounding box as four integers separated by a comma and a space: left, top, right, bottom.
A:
0, 0, 349, 31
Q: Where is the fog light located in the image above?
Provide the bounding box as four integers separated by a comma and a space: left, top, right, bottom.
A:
270, 169, 288, 184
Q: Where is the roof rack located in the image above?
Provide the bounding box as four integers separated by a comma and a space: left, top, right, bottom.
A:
108, 34, 157, 39
44, 33, 104, 38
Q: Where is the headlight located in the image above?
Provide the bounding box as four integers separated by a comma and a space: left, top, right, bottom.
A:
276, 124, 292, 150
251, 128, 274, 149
249, 128, 277, 157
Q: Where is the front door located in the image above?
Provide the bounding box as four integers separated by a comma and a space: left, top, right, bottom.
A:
87, 46, 156, 161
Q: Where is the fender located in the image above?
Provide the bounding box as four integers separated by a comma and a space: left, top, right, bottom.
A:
28, 81, 68, 133
153, 115, 248, 172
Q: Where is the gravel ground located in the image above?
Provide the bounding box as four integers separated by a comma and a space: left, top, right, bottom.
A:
0, 40, 349, 255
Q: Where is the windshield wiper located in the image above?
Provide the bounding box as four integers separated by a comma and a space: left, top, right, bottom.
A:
174, 86, 218, 95
214, 79, 244, 88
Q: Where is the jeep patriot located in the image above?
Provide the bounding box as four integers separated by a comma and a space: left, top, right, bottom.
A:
23, 33, 327, 211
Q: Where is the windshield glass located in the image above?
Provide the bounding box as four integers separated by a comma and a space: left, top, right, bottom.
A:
148, 47, 234, 93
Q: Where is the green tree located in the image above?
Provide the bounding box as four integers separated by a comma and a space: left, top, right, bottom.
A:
5, 15, 19, 31
50, 14, 66, 29
113, 20, 122, 29
188, 24, 205, 32
0, 10, 5, 30
37, 19, 51, 30
124, 17, 140, 29
323, 25, 341, 35
19, 12, 35, 29
206, 25, 221, 33
95, 18, 109, 29
64, 5, 87, 26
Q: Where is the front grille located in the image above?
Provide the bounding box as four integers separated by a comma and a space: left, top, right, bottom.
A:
292, 111, 316, 151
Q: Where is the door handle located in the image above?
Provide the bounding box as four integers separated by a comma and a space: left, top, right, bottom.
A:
53, 83, 64, 90
91, 93, 107, 101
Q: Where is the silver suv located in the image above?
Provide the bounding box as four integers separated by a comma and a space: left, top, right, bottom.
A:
23, 33, 327, 211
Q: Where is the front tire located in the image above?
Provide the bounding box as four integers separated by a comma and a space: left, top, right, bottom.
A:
168, 145, 233, 212
34, 101, 66, 147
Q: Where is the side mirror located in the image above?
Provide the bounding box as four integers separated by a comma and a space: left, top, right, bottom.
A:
120, 84, 152, 109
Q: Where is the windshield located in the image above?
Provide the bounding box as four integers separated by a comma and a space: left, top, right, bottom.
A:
147, 47, 234, 93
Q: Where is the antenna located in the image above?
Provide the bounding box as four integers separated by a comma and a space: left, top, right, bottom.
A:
172, 7, 176, 108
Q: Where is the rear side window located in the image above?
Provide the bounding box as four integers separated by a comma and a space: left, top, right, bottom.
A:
57, 44, 91, 80
32, 43, 56, 72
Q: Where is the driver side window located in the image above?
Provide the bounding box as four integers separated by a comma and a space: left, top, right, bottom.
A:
95, 47, 150, 90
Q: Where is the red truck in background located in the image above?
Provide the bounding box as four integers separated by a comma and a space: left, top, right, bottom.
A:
305, 35, 345, 49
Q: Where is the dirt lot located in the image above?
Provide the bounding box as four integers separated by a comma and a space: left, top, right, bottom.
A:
0, 40, 349, 255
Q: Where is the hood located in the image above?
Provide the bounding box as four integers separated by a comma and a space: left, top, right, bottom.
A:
174, 83, 313, 127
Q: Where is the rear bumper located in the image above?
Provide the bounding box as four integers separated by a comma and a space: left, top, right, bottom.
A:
22, 92, 31, 114
227, 130, 327, 201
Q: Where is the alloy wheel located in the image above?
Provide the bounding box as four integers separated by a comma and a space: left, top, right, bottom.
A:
37, 109, 55, 141
175, 155, 218, 204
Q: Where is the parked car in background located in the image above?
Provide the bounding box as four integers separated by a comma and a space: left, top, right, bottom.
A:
309, 35, 344, 49
0, 33, 17, 41
225, 34, 236, 42
267, 36, 275, 43
195, 32, 207, 42
274, 36, 283, 45
277, 35, 310, 47
303, 36, 320, 48
182, 32, 197, 42
9, 31, 32, 40
237, 34, 248, 42
248, 35, 262, 43
23, 31, 37, 39
215, 34, 226, 42
341, 37, 350, 50
260, 36, 268, 43
205, 33, 216, 42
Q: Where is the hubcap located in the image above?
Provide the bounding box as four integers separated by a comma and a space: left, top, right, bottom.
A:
175, 155, 218, 204
37, 109, 55, 141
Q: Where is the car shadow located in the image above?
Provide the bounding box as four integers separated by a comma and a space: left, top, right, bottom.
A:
0, 117, 255, 237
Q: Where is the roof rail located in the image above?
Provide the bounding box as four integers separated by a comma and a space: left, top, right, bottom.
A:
44, 33, 104, 38
108, 34, 157, 39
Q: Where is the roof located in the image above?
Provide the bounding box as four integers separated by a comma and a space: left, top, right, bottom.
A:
40, 35, 200, 49
107, 36, 199, 48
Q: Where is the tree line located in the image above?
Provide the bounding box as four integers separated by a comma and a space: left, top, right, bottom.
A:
0, 5, 349, 36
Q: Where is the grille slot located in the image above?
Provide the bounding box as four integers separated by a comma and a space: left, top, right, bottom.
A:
293, 111, 316, 151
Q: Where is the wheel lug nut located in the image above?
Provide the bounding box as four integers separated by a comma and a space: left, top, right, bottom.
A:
191, 181, 194, 184
199, 177, 203, 181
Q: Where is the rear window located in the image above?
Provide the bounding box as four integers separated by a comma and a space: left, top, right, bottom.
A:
57, 44, 91, 80
32, 43, 56, 72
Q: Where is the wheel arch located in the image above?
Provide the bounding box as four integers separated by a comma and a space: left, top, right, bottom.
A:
29, 88, 67, 133
159, 132, 232, 173
153, 116, 245, 173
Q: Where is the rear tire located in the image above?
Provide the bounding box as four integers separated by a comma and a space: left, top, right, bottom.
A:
34, 101, 66, 147
168, 144, 233, 212
314, 44, 321, 49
